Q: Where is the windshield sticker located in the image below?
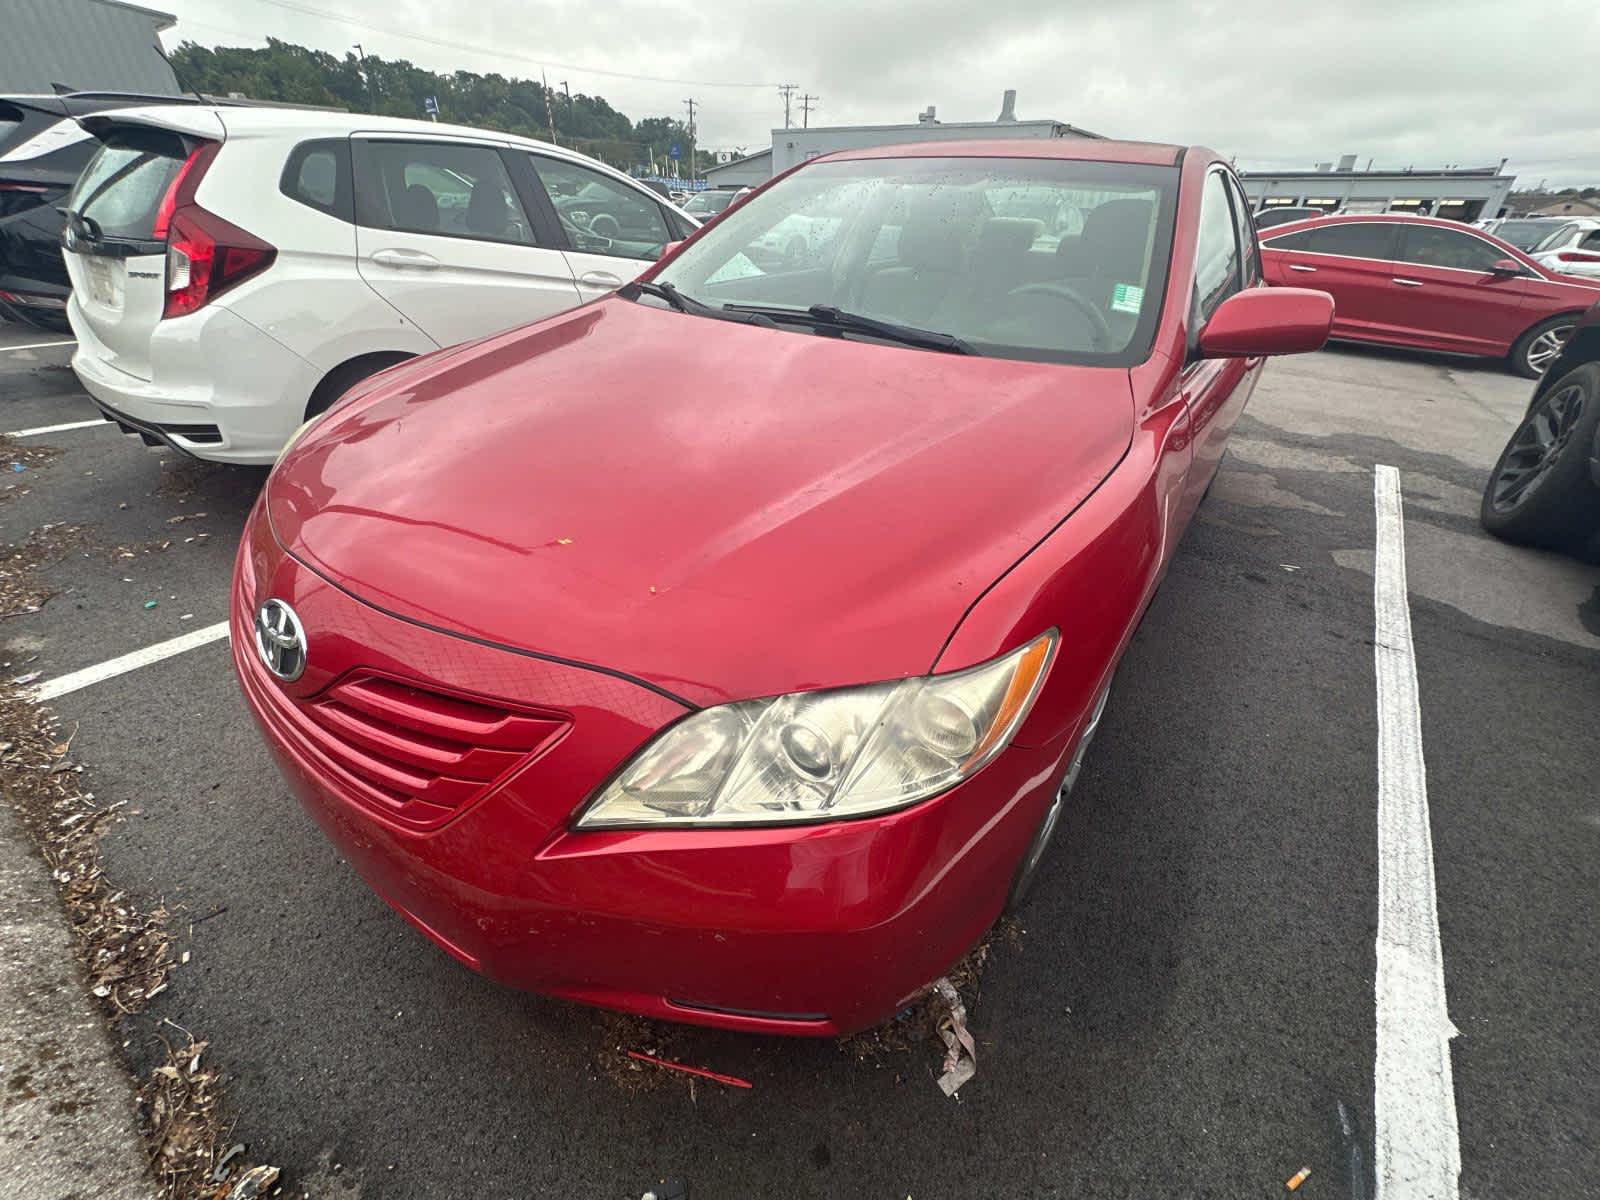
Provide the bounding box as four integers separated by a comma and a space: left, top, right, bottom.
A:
1110, 283, 1144, 315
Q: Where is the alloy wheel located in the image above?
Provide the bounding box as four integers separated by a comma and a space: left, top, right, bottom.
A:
1490, 383, 1586, 513
1525, 324, 1574, 375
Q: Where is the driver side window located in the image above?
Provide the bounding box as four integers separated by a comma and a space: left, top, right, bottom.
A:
1193, 170, 1242, 325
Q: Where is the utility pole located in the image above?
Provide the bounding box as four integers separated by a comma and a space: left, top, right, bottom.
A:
560, 80, 572, 105
683, 97, 697, 182
352, 43, 368, 108
778, 83, 798, 129
541, 69, 558, 145
799, 93, 818, 129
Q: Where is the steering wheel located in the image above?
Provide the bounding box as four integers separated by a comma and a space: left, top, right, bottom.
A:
1002, 282, 1113, 351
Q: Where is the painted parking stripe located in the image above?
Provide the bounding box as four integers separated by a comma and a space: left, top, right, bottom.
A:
5, 418, 104, 439
1372, 464, 1461, 1199
30, 622, 231, 703
1, 339, 75, 353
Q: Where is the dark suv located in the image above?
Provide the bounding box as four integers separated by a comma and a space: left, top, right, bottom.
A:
1480, 301, 1600, 560
1, 91, 207, 329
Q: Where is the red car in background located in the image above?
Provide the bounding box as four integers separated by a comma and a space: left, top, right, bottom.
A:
1259, 214, 1600, 376
233, 140, 1331, 1035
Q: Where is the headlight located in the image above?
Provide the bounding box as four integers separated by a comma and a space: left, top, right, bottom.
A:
576, 631, 1056, 829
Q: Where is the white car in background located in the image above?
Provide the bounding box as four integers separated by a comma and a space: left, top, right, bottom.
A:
1525, 217, 1600, 281
61, 107, 697, 464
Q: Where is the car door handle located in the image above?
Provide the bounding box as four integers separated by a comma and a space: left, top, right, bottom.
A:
1288, 264, 1317, 273
580, 270, 624, 289
370, 248, 440, 270
1393, 278, 1424, 287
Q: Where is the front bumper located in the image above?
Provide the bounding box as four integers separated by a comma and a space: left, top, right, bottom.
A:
68, 298, 319, 465
232, 502, 1071, 1035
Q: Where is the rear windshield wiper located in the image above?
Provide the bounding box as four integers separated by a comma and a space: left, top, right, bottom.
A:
623, 279, 777, 328
724, 303, 975, 355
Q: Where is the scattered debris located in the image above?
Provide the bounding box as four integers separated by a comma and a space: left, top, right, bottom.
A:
144, 600, 158, 610
222, 1165, 280, 1199
931, 978, 977, 1096
1, 521, 86, 617
209, 1143, 246, 1183
598, 1013, 684, 1093
1286, 1166, 1311, 1191
0, 681, 271, 1198
1280, 563, 1302, 573
625, 1051, 752, 1090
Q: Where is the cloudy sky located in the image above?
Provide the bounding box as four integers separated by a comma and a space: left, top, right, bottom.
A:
159, 0, 1600, 187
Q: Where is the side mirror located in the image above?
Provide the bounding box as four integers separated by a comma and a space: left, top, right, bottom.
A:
1198, 287, 1333, 359
656, 240, 684, 261
1489, 258, 1523, 276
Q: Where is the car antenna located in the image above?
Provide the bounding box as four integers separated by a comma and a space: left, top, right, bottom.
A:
153, 41, 210, 106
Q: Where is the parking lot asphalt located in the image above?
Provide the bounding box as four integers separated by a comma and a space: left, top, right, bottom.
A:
3, 323, 1596, 1199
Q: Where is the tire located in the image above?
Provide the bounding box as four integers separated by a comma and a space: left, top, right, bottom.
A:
1005, 677, 1112, 912
1480, 361, 1600, 552
1509, 314, 1579, 379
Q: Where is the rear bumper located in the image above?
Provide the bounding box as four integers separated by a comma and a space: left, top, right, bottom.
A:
232, 504, 1073, 1035
67, 297, 318, 465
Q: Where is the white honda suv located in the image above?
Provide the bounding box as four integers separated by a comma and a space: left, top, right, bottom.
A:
61, 106, 698, 464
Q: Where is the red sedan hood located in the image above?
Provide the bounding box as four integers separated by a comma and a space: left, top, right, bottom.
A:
267, 300, 1133, 707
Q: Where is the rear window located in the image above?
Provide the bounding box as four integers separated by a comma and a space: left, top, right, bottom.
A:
1267, 222, 1395, 259
67, 128, 189, 241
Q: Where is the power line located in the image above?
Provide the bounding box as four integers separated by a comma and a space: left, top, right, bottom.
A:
240, 0, 777, 88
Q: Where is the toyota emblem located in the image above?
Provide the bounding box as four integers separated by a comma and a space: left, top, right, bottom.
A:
254, 599, 307, 682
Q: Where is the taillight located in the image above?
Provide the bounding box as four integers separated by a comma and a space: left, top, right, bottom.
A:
155, 141, 276, 319
1555, 251, 1600, 264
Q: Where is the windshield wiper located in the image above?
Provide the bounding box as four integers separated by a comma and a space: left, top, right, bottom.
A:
724, 303, 975, 355
623, 279, 778, 328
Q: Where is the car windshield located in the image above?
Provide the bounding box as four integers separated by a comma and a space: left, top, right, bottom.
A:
654, 157, 1178, 366
1530, 222, 1580, 253
683, 190, 736, 216
1494, 220, 1558, 252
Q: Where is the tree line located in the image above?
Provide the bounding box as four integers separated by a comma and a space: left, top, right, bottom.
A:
169, 39, 715, 173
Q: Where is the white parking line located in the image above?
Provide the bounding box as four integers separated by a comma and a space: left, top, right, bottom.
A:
30, 622, 232, 703
5, 418, 104, 439
1, 339, 75, 353
1372, 464, 1461, 1199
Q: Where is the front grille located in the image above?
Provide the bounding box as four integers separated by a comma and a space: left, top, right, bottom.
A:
295, 673, 569, 829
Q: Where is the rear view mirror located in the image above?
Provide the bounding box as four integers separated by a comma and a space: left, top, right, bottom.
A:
1198, 288, 1333, 359
1490, 258, 1523, 275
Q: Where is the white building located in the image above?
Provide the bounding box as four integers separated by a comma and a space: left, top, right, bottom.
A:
1240, 157, 1516, 222
707, 92, 1103, 187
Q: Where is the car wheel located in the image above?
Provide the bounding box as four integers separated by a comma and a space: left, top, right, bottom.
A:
588, 213, 621, 239
1480, 362, 1600, 552
1510, 315, 1578, 379
1005, 677, 1112, 912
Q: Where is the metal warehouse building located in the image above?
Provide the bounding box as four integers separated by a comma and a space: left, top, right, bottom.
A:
1240, 157, 1515, 222
3, 0, 180, 95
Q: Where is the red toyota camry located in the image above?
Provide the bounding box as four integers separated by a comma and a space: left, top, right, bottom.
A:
232, 140, 1332, 1035
1259, 213, 1600, 377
